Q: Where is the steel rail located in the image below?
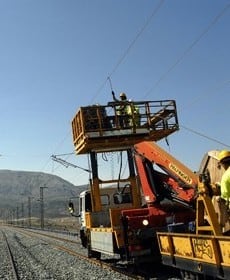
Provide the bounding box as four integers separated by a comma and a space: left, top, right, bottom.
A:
1, 230, 20, 280
13, 227, 143, 280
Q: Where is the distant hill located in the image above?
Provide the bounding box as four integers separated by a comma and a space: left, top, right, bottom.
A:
0, 170, 88, 220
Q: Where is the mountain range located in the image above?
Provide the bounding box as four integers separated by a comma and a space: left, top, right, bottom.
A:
0, 170, 88, 221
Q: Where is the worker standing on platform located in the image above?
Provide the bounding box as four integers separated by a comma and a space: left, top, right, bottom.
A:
112, 91, 129, 127
111, 91, 140, 128
126, 100, 140, 127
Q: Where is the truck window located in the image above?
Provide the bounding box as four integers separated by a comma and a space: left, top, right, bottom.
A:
113, 192, 132, 204
101, 194, 110, 206
85, 192, 92, 212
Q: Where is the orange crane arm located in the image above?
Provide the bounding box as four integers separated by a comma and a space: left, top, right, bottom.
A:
134, 141, 198, 205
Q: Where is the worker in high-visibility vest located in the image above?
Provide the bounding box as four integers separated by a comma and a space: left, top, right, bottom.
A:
213, 150, 230, 232
112, 91, 129, 127
218, 150, 230, 207
112, 92, 140, 128
126, 100, 140, 127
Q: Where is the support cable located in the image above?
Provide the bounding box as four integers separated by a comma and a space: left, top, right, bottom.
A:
90, 0, 165, 103
143, 3, 230, 98
180, 125, 230, 149
51, 155, 91, 173
107, 0, 165, 80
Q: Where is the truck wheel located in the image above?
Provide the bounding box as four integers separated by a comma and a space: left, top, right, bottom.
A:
80, 230, 87, 248
180, 270, 203, 280
87, 246, 101, 260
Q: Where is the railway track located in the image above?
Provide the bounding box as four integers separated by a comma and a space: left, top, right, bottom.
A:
13, 227, 144, 279
1, 230, 20, 280
1, 226, 181, 279
22, 228, 181, 279
0, 226, 143, 279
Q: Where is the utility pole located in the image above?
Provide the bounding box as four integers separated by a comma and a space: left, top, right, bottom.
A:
12, 209, 15, 225
40, 186, 48, 230
16, 206, 19, 225
21, 202, 24, 226
28, 196, 32, 228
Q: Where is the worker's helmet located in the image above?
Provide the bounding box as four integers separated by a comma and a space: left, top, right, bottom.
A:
120, 92, 127, 100
218, 150, 230, 163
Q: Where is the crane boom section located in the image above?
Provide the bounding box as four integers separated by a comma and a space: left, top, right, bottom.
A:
135, 141, 198, 187
134, 141, 198, 205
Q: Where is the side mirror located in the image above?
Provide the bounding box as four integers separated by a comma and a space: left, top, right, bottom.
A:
68, 201, 75, 214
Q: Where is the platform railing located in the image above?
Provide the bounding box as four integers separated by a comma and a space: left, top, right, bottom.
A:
72, 100, 179, 154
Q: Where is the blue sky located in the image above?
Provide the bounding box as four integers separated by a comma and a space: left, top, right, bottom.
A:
0, 0, 229, 186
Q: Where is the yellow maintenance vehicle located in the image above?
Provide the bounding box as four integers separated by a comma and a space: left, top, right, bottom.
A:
70, 98, 230, 279
70, 99, 192, 260
157, 151, 230, 280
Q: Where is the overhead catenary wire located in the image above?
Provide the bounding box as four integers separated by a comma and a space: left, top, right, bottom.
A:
181, 79, 230, 111
51, 155, 91, 173
30, 0, 164, 183
42, 2, 230, 183
139, 3, 230, 147
107, 0, 165, 80
180, 125, 230, 149
50, 2, 230, 167
176, 78, 230, 149
143, 2, 230, 98
88, 2, 230, 150
90, 0, 165, 104
52, 152, 75, 157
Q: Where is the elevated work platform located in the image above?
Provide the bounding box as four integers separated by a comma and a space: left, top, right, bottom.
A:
72, 100, 179, 154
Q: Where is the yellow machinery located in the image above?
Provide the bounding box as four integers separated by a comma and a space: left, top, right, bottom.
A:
71, 100, 179, 259
71, 98, 230, 278
157, 151, 230, 280
72, 100, 230, 280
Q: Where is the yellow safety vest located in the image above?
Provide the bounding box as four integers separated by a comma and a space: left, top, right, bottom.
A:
126, 103, 140, 126
221, 166, 230, 203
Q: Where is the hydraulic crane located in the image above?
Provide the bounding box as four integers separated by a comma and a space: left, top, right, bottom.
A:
69, 99, 198, 261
